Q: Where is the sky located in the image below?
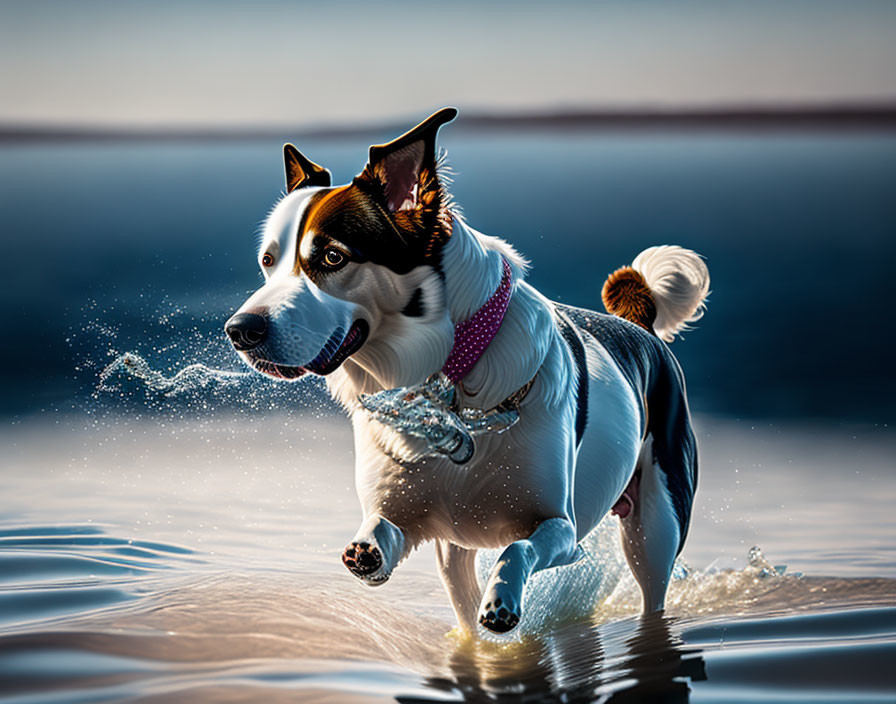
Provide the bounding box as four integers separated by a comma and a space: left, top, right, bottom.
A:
1, 0, 895, 128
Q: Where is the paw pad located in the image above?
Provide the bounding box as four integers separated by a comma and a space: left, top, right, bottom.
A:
342, 541, 383, 577
479, 605, 520, 633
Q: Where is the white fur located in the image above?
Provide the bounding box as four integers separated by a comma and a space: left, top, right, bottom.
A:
619, 435, 681, 612
571, 334, 643, 539
631, 245, 710, 343
328, 218, 678, 631
261, 188, 321, 277
232, 182, 700, 634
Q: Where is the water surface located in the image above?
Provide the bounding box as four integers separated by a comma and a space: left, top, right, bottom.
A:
1, 412, 894, 702
1, 130, 894, 701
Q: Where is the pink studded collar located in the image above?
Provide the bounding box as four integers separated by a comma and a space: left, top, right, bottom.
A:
441, 257, 513, 383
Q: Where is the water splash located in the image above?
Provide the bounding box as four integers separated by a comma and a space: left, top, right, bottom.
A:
97, 352, 249, 397
475, 517, 628, 639
65, 296, 332, 418
474, 531, 810, 639
748, 544, 796, 578
593, 544, 803, 622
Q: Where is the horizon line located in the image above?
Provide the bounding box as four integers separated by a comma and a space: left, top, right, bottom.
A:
3, 102, 896, 142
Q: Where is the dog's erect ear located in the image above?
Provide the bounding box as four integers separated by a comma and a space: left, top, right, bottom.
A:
283, 145, 331, 192
360, 107, 457, 212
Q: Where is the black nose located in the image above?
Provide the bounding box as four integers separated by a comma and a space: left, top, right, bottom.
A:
225, 312, 268, 351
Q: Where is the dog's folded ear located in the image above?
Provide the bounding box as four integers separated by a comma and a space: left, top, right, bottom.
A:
283, 145, 332, 192
359, 107, 457, 213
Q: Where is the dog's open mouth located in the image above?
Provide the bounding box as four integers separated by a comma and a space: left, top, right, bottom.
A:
248, 320, 369, 380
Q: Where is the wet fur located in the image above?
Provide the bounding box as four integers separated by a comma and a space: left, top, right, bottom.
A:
227, 111, 707, 634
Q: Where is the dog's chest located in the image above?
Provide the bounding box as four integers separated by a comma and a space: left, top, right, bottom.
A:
355, 424, 549, 549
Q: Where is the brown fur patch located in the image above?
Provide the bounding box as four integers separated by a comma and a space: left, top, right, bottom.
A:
283, 144, 331, 192
292, 185, 373, 278
601, 267, 657, 334
355, 161, 451, 260
291, 180, 440, 280
288, 109, 458, 280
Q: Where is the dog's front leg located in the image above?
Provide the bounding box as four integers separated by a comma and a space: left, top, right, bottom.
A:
341, 514, 406, 586
435, 540, 480, 632
478, 517, 578, 633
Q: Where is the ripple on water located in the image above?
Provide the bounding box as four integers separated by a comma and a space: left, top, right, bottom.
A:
0, 534, 895, 702
0, 525, 200, 631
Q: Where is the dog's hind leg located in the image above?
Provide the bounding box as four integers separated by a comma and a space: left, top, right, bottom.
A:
618, 436, 681, 613
435, 541, 480, 632
478, 516, 578, 633
341, 514, 406, 586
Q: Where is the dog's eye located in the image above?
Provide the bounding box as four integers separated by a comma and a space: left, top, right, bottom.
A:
262, 253, 275, 268
323, 248, 346, 268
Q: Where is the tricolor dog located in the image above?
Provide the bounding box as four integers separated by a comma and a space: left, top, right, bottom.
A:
225, 108, 709, 634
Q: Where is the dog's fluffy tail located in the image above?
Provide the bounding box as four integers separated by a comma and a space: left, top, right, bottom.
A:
601, 246, 709, 342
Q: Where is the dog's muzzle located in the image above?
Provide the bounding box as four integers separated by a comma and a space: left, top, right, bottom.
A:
225, 312, 268, 351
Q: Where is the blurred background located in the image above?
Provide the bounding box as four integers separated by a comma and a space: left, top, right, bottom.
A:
1, 0, 894, 423
1, 4, 895, 701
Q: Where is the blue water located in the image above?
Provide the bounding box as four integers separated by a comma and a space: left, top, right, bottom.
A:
1, 130, 895, 702
1, 131, 894, 421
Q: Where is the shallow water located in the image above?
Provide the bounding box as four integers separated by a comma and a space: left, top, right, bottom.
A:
1, 130, 895, 700
1, 411, 894, 702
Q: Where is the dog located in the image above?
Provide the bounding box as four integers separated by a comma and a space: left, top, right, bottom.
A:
225, 108, 709, 634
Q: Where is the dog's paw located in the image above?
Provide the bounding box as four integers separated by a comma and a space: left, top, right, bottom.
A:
478, 591, 521, 634
341, 541, 388, 584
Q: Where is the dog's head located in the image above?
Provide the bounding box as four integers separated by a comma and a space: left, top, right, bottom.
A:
225, 108, 457, 382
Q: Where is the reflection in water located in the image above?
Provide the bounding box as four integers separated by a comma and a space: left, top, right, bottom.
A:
413, 614, 705, 703
2, 413, 895, 702
604, 615, 706, 703
0, 524, 895, 702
